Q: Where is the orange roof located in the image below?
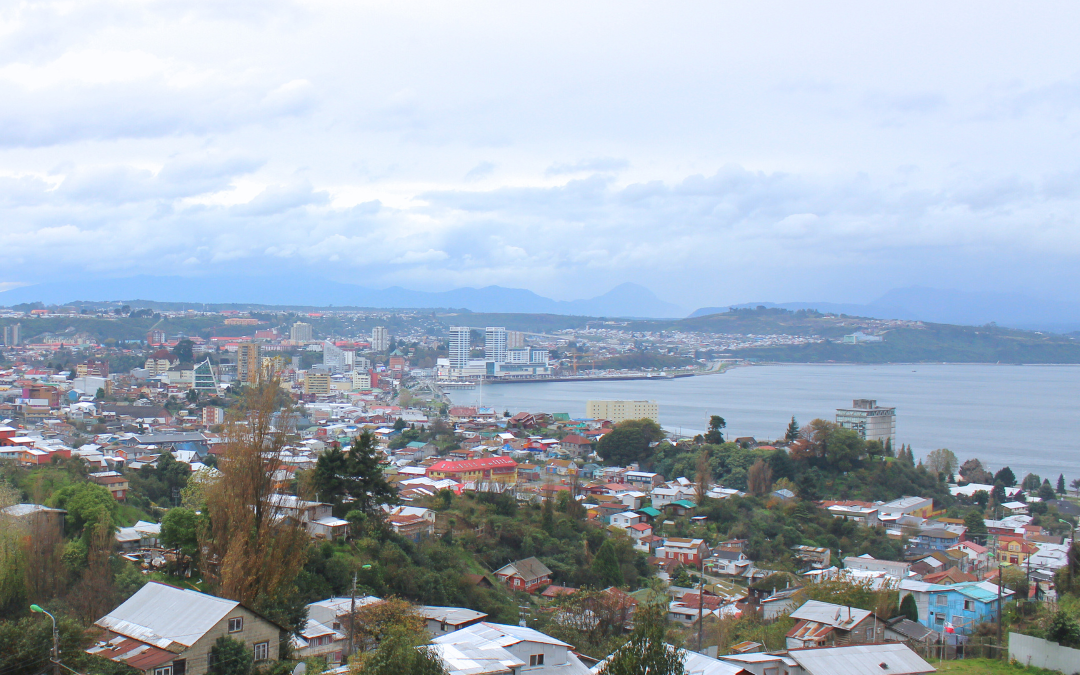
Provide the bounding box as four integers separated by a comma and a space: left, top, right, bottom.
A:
428, 457, 517, 472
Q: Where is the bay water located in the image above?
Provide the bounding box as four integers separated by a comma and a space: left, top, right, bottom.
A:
446, 364, 1080, 480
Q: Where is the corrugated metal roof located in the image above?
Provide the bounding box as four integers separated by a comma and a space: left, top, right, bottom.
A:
420, 606, 487, 626
790, 600, 872, 629
788, 643, 935, 675
95, 582, 239, 648
433, 622, 572, 650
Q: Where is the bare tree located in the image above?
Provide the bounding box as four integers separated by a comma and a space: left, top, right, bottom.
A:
695, 450, 712, 504
747, 459, 774, 496
199, 379, 311, 610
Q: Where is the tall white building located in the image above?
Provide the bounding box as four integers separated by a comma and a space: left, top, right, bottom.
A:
290, 322, 313, 343
485, 326, 508, 363
371, 326, 390, 352
507, 330, 524, 349
586, 400, 659, 424
448, 326, 471, 369
322, 341, 348, 373
836, 399, 896, 444
3, 323, 20, 347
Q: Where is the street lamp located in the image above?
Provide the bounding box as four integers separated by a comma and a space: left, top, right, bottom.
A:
30, 604, 60, 675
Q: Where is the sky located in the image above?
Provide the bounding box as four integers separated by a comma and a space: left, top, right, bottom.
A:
2, 1, 1080, 311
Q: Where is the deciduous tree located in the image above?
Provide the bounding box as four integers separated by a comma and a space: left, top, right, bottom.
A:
925, 448, 957, 476
207, 636, 253, 675
596, 603, 683, 675
747, 459, 773, 496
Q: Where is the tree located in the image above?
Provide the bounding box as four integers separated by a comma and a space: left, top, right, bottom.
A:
355, 626, 448, 675
591, 540, 624, 588
959, 458, 993, 484
925, 448, 957, 476
393, 418, 407, 432
1039, 480, 1056, 501
351, 597, 427, 653
198, 380, 312, 631
899, 593, 918, 622
1048, 611, 1080, 648
694, 451, 712, 504
963, 509, 987, 545
784, 416, 799, 443
1072, 478, 1080, 497
704, 416, 726, 444
161, 507, 201, 571
1021, 473, 1043, 492
172, 339, 194, 364
823, 427, 865, 472
747, 459, 773, 496
994, 466, 1017, 488
94, 387, 105, 400
207, 635, 253, 675
50, 482, 118, 536
595, 419, 663, 467
596, 603, 683, 675
309, 444, 350, 510
972, 490, 989, 509
1058, 474, 1067, 495
343, 432, 397, 518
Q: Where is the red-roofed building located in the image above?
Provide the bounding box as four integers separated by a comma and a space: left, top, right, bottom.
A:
559, 434, 592, 456
427, 457, 518, 485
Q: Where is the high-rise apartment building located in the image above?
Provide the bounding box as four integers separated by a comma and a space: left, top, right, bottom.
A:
290, 322, 313, 343
237, 343, 261, 385
448, 326, 471, 369
507, 330, 524, 349
586, 400, 659, 424
323, 341, 347, 373
193, 357, 219, 392
147, 329, 165, 346
836, 399, 896, 444
3, 323, 20, 347
485, 326, 508, 363
304, 371, 331, 396
371, 326, 390, 352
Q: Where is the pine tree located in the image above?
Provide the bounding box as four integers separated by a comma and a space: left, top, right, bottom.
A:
899, 593, 919, 622
1058, 474, 1067, 495
591, 540, 624, 588
541, 496, 555, 533
784, 416, 800, 443
884, 437, 893, 457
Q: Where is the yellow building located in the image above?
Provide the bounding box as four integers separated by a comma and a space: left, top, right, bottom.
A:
586, 399, 659, 424
305, 372, 331, 396
237, 343, 261, 385
997, 537, 1037, 566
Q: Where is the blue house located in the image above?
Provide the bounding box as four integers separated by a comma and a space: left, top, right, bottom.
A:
909, 527, 962, 551
899, 580, 1012, 635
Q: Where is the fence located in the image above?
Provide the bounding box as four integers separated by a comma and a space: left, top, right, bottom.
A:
1009, 632, 1080, 674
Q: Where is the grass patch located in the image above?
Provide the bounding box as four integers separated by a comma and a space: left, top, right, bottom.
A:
934, 658, 1062, 674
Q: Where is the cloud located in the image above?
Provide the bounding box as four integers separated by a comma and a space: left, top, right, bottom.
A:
392, 249, 450, 264
464, 161, 495, 182
546, 157, 630, 176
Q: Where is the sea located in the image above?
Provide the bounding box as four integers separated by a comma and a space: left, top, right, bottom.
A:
445, 364, 1080, 480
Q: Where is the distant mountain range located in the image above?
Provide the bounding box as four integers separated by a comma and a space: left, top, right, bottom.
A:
690, 287, 1080, 333
0, 276, 686, 319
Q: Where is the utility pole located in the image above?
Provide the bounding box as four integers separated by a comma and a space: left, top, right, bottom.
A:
347, 572, 357, 657
697, 551, 705, 652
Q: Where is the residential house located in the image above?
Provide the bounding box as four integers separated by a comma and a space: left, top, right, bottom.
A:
910, 527, 963, 551
785, 600, 902, 649
387, 514, 434, 541
115, 521, 162, 552
419, 606, 488, 637
610, 511, 643, 530
545, 459, 578, 476
618, 491, 646, 510
666, 499, 696, 517
427, 457, 518, 485
658, 538, 708, 566
949, 541, 991, 576
721, 643, 934, 675
627, 522, 654, 551
792, 545, 832, 570
89, 471, 130, 500
558, 434, 592, 456
650, 485, 695, 508
899, 579, 1012, 635
760, 586, 805, 621
86, 582, 286, 675
293, 619, 346, 666
997, 536, 1038, 566
624, 471, 663, 489
268, 494, 349, 540
494, 557, 553, 593
706, 549, 754, 579
431, 622, 591, 675
878, 496, 936, 518
843, 554, 911, 579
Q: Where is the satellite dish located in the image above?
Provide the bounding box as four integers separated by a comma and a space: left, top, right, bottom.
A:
292, 663, 306, 675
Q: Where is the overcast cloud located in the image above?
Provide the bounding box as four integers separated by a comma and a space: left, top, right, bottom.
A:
2, 0, 1080, 309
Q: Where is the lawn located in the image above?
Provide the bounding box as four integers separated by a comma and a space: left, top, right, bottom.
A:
933, 658, 1062, 674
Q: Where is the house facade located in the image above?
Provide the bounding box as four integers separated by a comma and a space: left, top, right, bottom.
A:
87, 582, 285, 675
494, 557, 553, 593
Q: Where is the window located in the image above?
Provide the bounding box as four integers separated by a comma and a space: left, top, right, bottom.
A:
936, 595, 948, 606
254, 642, 269, 661
529, 654, 545, 667
154, 668, 172, 675
228, 617, 243, 632
964, 600, 975, 612
172, 660, 185, 675
935, 616, 944, 626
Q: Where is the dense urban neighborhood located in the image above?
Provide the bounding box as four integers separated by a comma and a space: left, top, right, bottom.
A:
0, 308, 1078, 675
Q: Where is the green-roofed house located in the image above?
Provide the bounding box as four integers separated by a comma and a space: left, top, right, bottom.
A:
638, 507, 662, 520
667, 500, 697, 517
